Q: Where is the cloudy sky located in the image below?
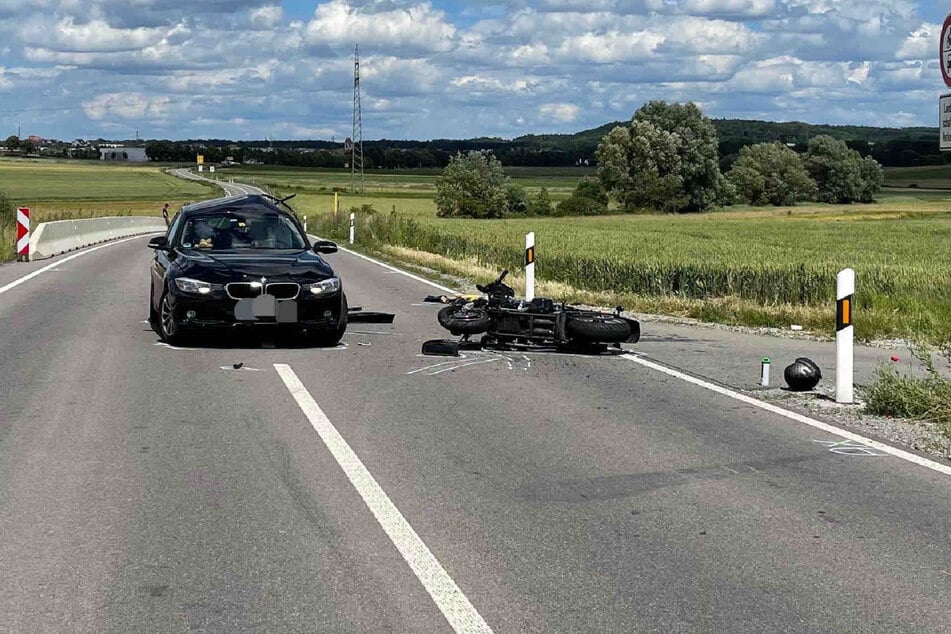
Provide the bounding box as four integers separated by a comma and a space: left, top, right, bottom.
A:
0, 0, 947, 141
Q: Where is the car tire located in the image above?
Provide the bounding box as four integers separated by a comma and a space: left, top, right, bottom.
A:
306, 294, 348, 347
438, 305, 491, 335
565, 313, 631, 343
158, 289, 186, 345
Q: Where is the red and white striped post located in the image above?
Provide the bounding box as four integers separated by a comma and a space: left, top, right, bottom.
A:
16, 207, 29, 262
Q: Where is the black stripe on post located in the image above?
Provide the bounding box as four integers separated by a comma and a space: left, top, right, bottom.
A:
525, 246, 535, 266
836, 294, 853, 332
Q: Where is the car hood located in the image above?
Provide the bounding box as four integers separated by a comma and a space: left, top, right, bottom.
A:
175, 249, 336, 283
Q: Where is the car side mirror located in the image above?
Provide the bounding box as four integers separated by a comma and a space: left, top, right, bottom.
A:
148, 236, 169, 250
313, 240, 338, 254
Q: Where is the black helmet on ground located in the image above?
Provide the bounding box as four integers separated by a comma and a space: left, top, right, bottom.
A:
784, 357, 821, 391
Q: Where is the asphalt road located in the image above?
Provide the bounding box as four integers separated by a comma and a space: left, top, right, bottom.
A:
2, 208, 951, 632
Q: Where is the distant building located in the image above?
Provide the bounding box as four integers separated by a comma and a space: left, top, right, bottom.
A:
28, 135, 45, 144
99, 147, 148, 162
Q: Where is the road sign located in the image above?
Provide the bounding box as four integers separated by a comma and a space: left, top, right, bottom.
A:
196, 154, 204, 165
941, 14, 951, 88
209, 165, 215, 173
941, 94, 951, 151
16, 207, 29, 261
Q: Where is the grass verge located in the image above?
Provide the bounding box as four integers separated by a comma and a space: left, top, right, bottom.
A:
865, 348, 951, 440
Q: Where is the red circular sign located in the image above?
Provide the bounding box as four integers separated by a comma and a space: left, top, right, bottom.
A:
941, 14, 951, 88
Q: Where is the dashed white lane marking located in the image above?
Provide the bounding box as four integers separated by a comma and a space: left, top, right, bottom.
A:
274, 364, 493, 634
0, 234, 155, 297
622, 353, 951, 478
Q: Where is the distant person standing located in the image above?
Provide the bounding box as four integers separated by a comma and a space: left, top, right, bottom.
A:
162, 203, 170, 227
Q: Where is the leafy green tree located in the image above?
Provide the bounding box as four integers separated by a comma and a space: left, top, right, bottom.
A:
434, 151, 508, 218
804, 135, 883, 204
504, 181, 529, 214
527, 187, 554, 216
597, 101, 725, 212
4, 135, 18, 151
726, 142, 817, 206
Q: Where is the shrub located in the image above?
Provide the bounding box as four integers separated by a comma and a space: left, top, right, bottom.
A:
865, 346, 951, 438
555, 177, 609, 216
527, 187, 554, 216
0, 190, 13, 229
504, 182, 529, 215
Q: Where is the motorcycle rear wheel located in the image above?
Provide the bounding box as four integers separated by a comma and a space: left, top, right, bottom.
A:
565, 313, 631, 343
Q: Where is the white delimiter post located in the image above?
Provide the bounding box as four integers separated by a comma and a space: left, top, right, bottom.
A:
349, 213, 355, 245
525, 232, 535, 301
836, 268, 855, 404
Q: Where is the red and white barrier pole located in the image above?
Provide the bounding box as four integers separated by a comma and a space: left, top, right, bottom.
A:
525, 231, 535, 301
16, 207, 29, 262
836, 268, 855, 404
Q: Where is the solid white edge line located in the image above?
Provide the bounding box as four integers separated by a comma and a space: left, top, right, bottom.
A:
308, 233, 457, 295
0, 233, 158, 297
622, 353, 951, 478
273, 363, 493, 634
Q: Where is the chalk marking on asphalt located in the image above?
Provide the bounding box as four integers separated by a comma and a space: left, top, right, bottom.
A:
407, 355, 471, 375
813, 439, 887, 457
307, 233, 457, 294
274, 364, 493, 634
347, 329, 401, 336
623, 353, 951, 478
428, 358, 500, 376
219, 365, 261, 372
0, 234, 155, 297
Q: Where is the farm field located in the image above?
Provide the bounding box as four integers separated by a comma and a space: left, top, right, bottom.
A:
0, 159, 216, 260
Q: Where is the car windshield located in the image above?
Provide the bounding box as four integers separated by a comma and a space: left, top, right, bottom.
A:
179, 209, 306, 250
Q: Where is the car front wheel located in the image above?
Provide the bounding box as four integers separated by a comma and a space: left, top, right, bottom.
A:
159, 290, 185, 344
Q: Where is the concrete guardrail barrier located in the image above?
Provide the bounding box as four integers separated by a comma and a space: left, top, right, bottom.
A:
30, 216, 166, 261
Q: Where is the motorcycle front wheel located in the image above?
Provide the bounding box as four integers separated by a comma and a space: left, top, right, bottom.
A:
438, 305, 492, 335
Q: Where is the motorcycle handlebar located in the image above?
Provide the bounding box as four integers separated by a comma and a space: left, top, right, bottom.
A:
477, 270, 509, 294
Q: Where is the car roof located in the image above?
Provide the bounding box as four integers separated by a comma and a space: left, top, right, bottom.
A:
180, 194, 287, 217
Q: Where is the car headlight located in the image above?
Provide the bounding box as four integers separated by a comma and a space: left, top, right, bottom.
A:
175, 277, 214, 295
305, 277, 341, 296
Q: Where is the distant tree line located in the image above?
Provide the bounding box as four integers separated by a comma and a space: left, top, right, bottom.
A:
435, 101, 885, 217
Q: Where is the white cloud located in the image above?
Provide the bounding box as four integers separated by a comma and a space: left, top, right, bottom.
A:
82, 92, 174, 120
21, 17, 176, 53
0, 0, 942, 140
539, 103, 580, 122
250, 5, 283, 29
304, 0, 456, 53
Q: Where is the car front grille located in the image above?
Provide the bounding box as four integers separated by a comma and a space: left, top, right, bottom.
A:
266, 283, 300, 300
226, 282, 263, 300
225, 282, 300, 300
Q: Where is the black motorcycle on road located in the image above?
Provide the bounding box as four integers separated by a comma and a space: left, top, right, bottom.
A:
436, 270, 639, 351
